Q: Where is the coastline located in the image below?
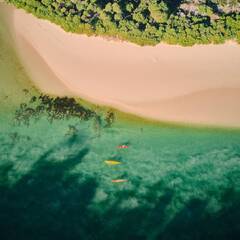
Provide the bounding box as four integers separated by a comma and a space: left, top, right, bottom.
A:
1, 4, 240, 128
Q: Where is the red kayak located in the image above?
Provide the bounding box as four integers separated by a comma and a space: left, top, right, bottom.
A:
117, 145, 129, 149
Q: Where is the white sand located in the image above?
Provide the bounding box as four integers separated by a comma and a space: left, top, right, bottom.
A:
1, 4, 240, 127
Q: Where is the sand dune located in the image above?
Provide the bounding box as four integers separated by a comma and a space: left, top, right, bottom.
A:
1, 4, 240, 127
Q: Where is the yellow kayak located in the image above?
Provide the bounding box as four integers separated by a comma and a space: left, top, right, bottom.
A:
104, 160, 122, 165
112, 179, 128, 183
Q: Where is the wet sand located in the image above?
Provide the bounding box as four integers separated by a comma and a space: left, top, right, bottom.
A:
1, 4, 240, 127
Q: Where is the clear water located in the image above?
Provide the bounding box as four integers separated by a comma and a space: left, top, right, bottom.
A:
0, 16, 240, 240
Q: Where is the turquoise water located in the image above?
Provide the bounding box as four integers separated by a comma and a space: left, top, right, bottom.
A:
0, 17, 240, 240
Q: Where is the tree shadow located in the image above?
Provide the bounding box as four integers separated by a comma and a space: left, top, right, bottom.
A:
0, 136, 98, 240
0, 138, 239, 240
207, 0, 224, 15
165, 0, 184, 14
97, 182, 174, 240
160, 188, 240, 240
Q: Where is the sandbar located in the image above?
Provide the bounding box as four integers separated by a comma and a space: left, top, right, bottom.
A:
1, 4, 240, 127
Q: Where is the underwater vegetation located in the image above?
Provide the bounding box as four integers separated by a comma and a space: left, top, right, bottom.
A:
14, 93, 115, 128
0, 129, 240, 240
0, 88, 239, 240
0, 30, 239, 238
1, 4, 240, 237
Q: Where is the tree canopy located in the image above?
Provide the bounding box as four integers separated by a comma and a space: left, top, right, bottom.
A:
5, 0, 240, 46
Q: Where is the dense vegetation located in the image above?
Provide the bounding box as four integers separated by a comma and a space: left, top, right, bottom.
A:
14, 93, 115, 128
5, 0, 240, 45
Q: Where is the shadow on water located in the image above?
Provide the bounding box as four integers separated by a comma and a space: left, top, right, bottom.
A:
0, 138, 96, 239
0, 138, 239, 240
162, 191, 240, 240
0, 99, 240, 240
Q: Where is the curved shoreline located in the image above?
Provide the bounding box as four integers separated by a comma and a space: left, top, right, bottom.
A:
1, 4, 240, 127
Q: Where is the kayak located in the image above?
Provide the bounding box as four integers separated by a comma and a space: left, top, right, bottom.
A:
104, 160, 122, 165
112, 179, 128, 183
117, 145, 129, 149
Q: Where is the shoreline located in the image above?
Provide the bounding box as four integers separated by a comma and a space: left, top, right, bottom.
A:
1, 4, 240, 128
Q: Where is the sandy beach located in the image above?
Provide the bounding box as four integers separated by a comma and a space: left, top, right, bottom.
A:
1, 4, 240, 127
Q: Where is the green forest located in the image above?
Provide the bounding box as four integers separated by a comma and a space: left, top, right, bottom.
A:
5, 0, 240, 46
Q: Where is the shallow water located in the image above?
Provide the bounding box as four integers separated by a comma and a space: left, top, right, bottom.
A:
0, 14, 240, 240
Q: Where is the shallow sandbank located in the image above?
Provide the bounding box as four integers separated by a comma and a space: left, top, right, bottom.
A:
1, 4, 240, 127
